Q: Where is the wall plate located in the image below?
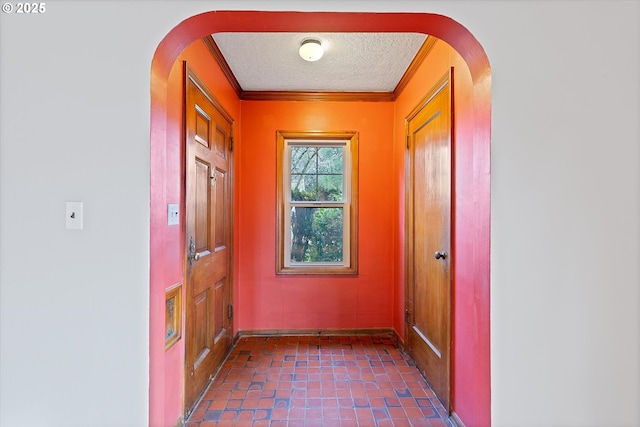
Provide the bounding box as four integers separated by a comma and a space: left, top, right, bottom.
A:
66, 201, 83, 230
168, 204, 179, 225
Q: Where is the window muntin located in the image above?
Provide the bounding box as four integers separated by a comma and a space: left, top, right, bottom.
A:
290, 146, 344, 202
276, 131, 358, 274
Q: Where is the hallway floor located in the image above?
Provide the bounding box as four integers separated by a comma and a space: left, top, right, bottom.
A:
185, 335, 453, 427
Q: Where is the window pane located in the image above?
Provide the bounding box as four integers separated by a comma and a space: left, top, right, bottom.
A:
318, 174, 343, 201
317, 147, 343, 173
291, 147, 317, 174
291, 174, 317, 201
290, 146, 343, 202
290, 207, 343, 263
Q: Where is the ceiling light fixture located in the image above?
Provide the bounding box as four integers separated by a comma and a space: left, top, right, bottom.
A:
299, 39, 324, 62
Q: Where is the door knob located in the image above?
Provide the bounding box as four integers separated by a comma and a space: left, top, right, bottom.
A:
188, 236, 201, 265
434, 251, 447, 260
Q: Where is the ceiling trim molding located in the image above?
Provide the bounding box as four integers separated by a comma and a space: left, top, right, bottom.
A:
202, 34, 436, 102
393, 36, 438, 98
202, 36, 242, 96
240, 91, 394, 102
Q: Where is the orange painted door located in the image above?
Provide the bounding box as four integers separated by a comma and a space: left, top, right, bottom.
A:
184, 66, 233, 413
406, 70, 452, 411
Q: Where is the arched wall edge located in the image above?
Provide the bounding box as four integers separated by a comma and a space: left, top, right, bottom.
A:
149, 10, 491, 427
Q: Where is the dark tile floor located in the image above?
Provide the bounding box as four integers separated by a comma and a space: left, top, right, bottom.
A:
185, 335, 452, 427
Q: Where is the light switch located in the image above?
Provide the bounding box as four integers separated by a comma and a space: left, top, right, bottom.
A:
168, 204, 179, 226
66, 201, 83, 230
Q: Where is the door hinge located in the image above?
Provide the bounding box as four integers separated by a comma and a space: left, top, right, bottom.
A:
229, 137, 234, 152
405, 308, 410, 323
228, 304, 233, 319
406, 135, 410, 150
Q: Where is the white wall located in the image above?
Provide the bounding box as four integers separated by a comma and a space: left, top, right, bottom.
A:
481, 2, 640, 426
0, 1, 638, 426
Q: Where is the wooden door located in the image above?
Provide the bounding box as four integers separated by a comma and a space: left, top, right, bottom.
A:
184, 65, 234, 413
405, 70, 453, 411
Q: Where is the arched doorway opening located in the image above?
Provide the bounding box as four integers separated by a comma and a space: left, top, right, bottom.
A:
150, 10, 491, 427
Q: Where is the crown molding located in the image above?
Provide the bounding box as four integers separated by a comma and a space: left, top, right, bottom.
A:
201, 35, 242, 97
393, 36, 438, 98
240, 91, 394, 102
202, 34, 436, 102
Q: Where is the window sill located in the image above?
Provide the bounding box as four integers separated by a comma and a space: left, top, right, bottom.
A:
276, 265, 358, 275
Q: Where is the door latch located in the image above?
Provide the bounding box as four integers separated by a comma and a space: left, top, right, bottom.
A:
188, 236, 201, 265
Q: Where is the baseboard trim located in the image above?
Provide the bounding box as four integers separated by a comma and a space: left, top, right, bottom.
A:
172, 415, 184, 427
450, 411, 466, 427
237, 328, 395, 337
391, 328, 405, 351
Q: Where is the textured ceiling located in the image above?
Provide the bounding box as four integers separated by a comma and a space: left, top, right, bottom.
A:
211, 32, 428, 92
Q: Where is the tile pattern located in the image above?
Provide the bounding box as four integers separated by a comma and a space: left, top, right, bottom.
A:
185, 335, 452, 427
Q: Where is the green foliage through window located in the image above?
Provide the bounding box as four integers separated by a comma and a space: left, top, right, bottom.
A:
289, 145, 345, 263
290, 147, 343, 202
290, 207, 343, 262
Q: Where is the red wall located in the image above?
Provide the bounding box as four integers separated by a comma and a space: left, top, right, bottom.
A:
393, 40, 491, 426
237, 101, 395, 330
149, 39, 241, 427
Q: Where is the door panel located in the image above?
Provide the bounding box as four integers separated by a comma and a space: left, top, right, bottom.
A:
194, 159, 211, 253
193, 289, 211, 369
213, 279, 225, 340
406, 70, 452, 411
185, 65, 234, 413
214, 124, 228, 158
214, 168, 226, 249
195, 108, 211, 148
